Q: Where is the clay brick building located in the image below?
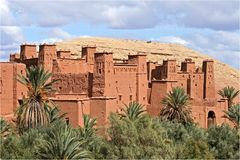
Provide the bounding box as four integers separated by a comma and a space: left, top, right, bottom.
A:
0, 43, 230, 128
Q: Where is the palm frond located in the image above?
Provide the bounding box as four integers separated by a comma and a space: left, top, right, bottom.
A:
119, 101, 146, 123
223, 104, 240, 128
16, 66, 58, 130
160, 87, 192, 124
218, 86, 239, 107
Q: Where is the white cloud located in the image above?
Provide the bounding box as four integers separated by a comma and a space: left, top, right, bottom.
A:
0, 26, 24, 60
49, 28, 73, 40
158, 36, 189, 45
0, 0, 14, 25
5, 0, 239, 31
39, 38, 62, 44
181, 31, 240, 69
155, 31, 240, 69
1, 0, 239, 69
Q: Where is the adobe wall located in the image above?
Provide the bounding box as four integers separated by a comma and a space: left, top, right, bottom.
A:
187, 73, 204, 99
0, 44, 231, 129
148, 80, 178, 116
52, 73, 88, 95
38, 44, 57, 72
20, 44, 37, 60
188, 98, 229, 128
113, 65, 137, 107
90, 97, 116, 134
202, 60, 215, 99
57, 50, 71, 59
128, 55, 148, 106
92, 52, 114, 97
53, 99, 91, 127
52, 58, 88, 74
147, 62, 158, 83
176, 73, 189, 92
0, 63, 27, 119
22, 58, 38, 68
82, 47, 96, 73
10, 53, 20, 63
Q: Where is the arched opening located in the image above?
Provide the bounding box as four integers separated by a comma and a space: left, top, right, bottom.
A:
207, 111, 216, 128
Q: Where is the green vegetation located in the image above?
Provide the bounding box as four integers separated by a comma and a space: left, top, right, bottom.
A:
16, 65, 58, 131
223, 104, 240, 128
160, 87, 193, 124
218, 86, 239, 107
0, 118, 11, 137
37, 123, 91, 159
1, 103, 239, 159
119, 101, 146, 123
0, 67, 239, 159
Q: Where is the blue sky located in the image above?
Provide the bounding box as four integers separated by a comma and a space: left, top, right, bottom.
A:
0, 0, 239, 69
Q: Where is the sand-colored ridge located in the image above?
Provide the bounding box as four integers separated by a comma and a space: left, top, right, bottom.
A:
56, 37, 240, 99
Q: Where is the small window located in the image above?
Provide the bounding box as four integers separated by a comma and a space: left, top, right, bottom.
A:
119, 95, 122, 101
181, 83, 183, 86
143, 97, 146, 101
99, 69, 102, 74
65, 118, 69, 125
59, 87, 62, 90
20, 70, 23, 74
18, 100, 23, 105
130, 95, 133, 101
195, 84, 197, 86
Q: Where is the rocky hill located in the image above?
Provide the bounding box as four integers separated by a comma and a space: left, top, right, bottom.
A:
56, 37, 240, 100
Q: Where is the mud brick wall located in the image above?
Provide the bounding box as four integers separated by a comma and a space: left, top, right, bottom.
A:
52, 73, 88, 94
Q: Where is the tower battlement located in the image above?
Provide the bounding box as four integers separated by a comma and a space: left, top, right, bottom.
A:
1, 43, 228, 128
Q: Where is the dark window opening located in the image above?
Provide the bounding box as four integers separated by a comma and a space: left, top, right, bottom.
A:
130, 95, 133, 101
119, 95, 122, 101
207, 111, 216, 128
18, 100, 23, 105
99, 69, 102, 74
65, 118, 69, 125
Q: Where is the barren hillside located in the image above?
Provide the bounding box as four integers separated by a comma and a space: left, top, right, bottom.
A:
56, 37, 240, 99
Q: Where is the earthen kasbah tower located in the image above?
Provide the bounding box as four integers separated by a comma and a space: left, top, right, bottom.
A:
0, 43, 231, 128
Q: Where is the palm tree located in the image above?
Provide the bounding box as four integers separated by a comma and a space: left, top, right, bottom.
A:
76, 115, 98, 154
160, 87, 193, 124
120, 101, 146, 123
37, 124, 91, 159
46, 106, 67, 124
78, 115, 97, 140
0, 118, 11, 137
223, 104, 240, 128
16, 65, 58, 130
218, 86, 239, 108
